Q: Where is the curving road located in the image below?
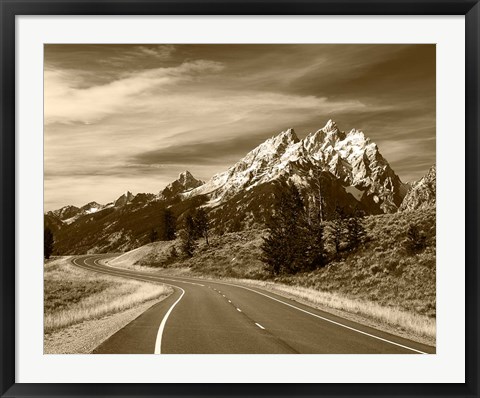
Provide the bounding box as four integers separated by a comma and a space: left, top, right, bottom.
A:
71, 255, 435, 354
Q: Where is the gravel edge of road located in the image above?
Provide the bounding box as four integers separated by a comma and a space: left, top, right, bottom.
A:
44, 295, 169, 354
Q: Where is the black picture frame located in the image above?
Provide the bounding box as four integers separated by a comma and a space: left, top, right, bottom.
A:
1, 1, 479, 397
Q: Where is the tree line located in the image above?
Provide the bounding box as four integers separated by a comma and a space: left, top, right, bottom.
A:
149, 208, 177, 243
149, 206, 211, 259
261, 183, 367, 276
180, 208, 210, 257
44, 186, 428, 266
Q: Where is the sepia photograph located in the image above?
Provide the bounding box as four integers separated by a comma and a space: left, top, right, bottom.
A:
43, 44, 436, 355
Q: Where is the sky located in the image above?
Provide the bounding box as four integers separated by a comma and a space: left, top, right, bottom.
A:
44, 44, 435, 211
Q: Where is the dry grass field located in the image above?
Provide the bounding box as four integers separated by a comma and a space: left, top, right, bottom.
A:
225, 278, 435, 341
44, 257, 172, 333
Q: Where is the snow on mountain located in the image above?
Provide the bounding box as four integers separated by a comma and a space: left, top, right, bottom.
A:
48, 205, 80, 221
49, 201, 106, 225
184, 120, 406, 213
48, 190, 150, 227
81, 201, 104, 214
159, 170, 204, 201
399, 165, 436, 211
184, 128, 301, 200
302, 121, 407, 212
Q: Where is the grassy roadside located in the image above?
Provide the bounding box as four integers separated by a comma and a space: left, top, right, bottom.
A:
108, 208, 436, 344
44, 257, 172, 334
217, 278, 435, 344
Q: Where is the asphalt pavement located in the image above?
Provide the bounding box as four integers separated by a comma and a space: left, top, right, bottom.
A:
71, 255, 436, 354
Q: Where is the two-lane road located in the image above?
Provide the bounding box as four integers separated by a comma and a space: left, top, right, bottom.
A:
71, 255, 435, 354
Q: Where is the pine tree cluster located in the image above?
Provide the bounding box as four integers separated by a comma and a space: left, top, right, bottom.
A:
261, 183, 367, 276
44, 227, 54, 259
404, 224, 427, 254
180, 208, 211, 257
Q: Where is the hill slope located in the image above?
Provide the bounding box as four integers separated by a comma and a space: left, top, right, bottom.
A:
108, 207, 436, 342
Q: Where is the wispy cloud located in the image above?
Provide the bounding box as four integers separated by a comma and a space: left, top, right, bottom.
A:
44, 44, 435, 210
45, 59, 224, 125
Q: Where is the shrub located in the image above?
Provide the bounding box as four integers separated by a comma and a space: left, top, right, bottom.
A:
404, 224, 427, 254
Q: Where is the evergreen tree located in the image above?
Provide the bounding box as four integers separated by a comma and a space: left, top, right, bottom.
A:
229, 217, 243, 233
149, 228, 158, 243
194, 208, 210, 245
165, 245, 178, 265
261, 183, 307, 275
303, 215, 326, 271
169, 246, 178, 259
164, 208, 176, 240
44, 227, 54, 259
404, 224, 427, 254
325, 206, 347, 258
309, 171, 328, 224
301, 179, 327, 270
345, 211, 366, 252
180, 214, 197, 257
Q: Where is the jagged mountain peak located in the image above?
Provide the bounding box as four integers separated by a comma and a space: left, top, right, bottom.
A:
114, 191, 135, 207
81, 201, 102, 210
260, 128, 299, 153
160, 170, 204, 200
48, 205, 81, 221
323, 119, 339, 132
185, 119, 405, 214
178, 170, 199, 187
278, 128, 299, 143
303, 120, 347, 150
48, 201, 106, 224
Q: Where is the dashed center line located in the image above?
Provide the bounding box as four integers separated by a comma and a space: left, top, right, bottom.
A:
236, 308, 242, 312
255, 323, 265, 330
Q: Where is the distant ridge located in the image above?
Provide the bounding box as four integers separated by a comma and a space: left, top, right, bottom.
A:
45, 120, 435, 254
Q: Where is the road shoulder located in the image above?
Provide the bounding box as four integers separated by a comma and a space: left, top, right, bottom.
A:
44, 297, 165, 354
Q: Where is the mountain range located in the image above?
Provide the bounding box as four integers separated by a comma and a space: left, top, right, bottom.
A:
45, 120, 435, 254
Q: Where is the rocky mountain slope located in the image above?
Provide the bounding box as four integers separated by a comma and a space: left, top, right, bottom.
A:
49, 205, 81, 221
114, 191, 135, 207
400, 165, 436, 211
185, 120, 407, 214
45, 120, 435, 254
160, 171, 204, 201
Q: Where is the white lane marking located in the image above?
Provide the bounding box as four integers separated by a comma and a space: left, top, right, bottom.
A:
208, 281, 428, 354
255, 323, 265, 330
76, 256, 428, 354
73, 256, 186, 355
164, 275, 429, 355
236, 308, 242, 312
154, 288, 185, 354
222, 295, 226, 297
228, 300, 232, 303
